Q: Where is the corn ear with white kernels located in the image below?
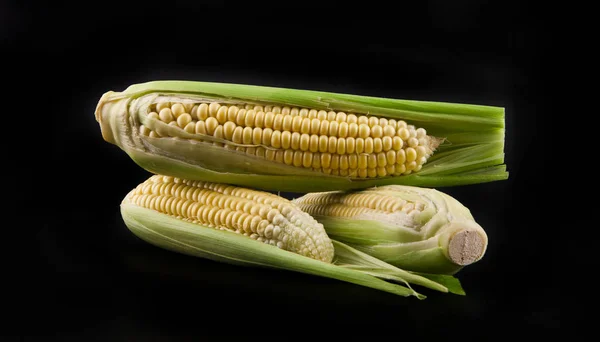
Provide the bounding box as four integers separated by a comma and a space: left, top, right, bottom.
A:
96, 81, 507, 192
121, 175, 466, 298
292, 185, 488, 275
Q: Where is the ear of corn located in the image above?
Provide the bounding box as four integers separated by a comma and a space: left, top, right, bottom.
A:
121, 175, 465, 298
292, 185, 488, 275
96, 81, 507, 192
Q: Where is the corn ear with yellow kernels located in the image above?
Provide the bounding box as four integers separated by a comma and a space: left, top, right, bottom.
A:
293, 185, 488, 275
120, 175, 466, 298
96, 81, 507, 192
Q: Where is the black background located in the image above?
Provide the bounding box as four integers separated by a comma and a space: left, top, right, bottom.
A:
8, 0, 559, 339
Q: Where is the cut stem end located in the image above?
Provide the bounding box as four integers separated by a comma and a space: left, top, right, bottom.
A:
447, 230, 485, 266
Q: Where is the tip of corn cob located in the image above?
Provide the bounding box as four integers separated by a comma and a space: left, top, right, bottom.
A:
95, 91, 118, 144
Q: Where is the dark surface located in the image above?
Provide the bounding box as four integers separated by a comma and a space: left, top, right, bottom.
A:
8, 0, 559, 339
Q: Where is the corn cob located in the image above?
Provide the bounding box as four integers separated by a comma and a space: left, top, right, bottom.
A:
96, 81, 507, 192
121, 175, 466, 298
292, 185, 488, 275
125, 174, 334, 262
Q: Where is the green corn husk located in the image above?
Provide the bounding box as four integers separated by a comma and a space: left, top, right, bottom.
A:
292, 185, 488, 275
120, 180, 465, 299
95, 81, 507, 193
